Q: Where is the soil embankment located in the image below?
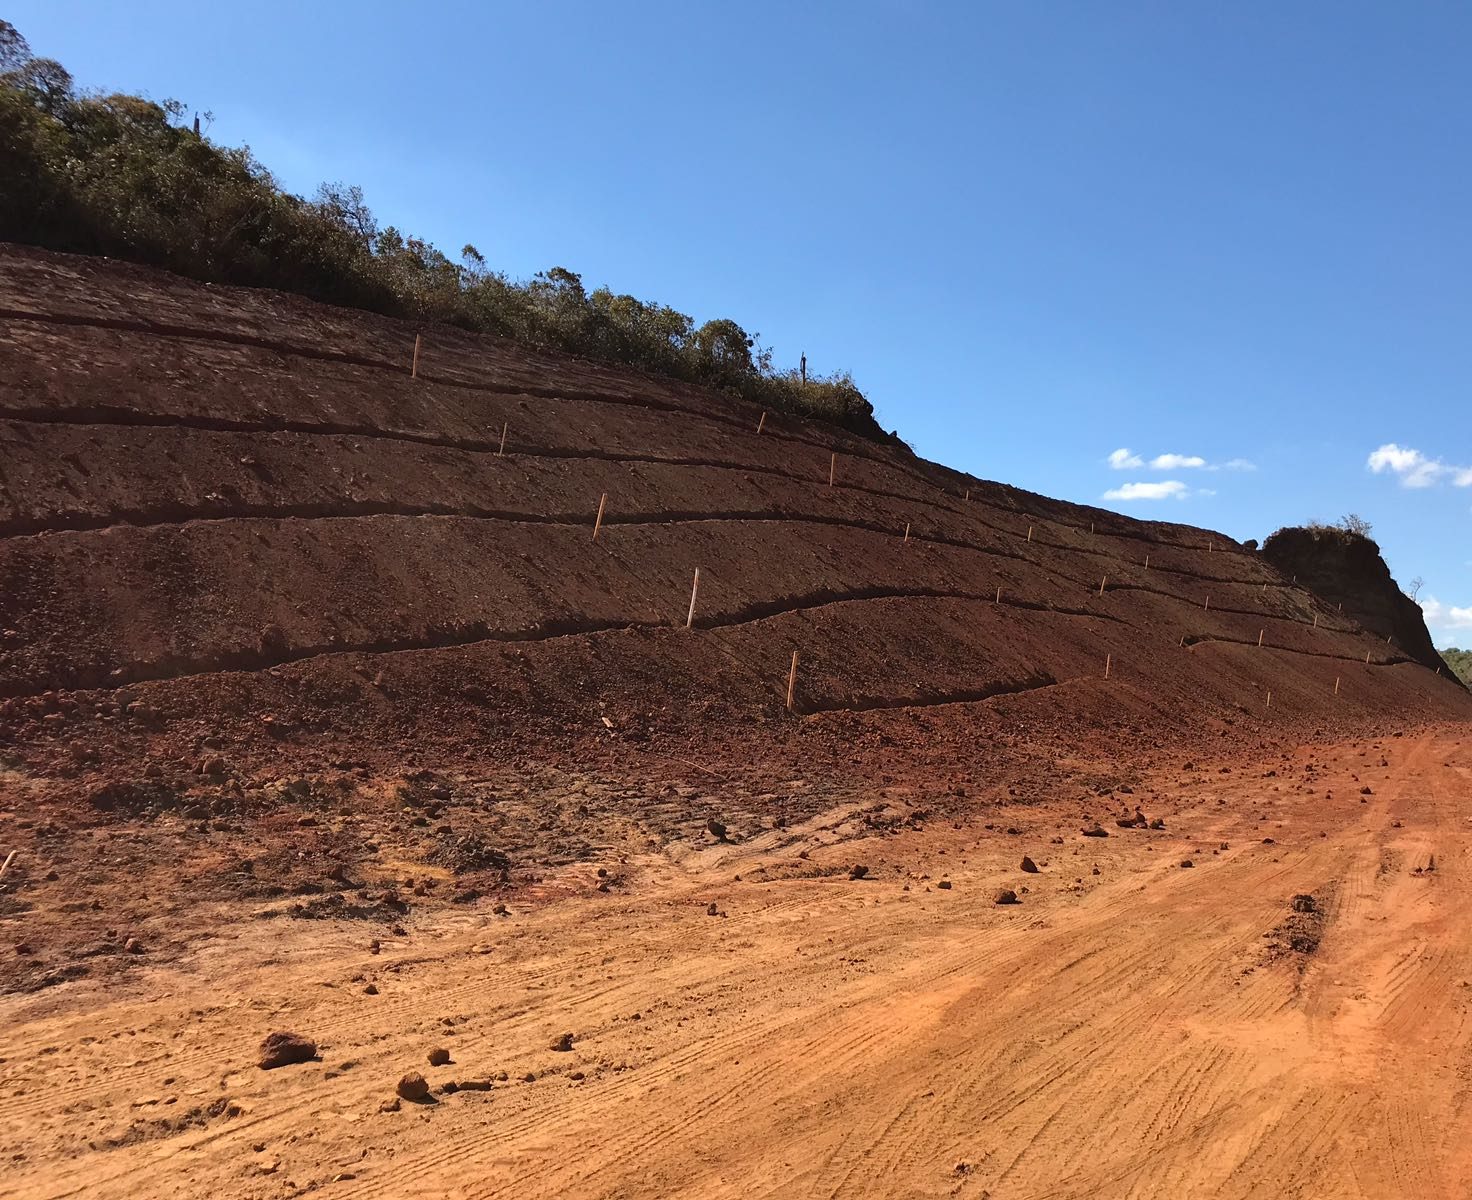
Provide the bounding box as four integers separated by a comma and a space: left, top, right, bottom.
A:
4, 246, 1472, 1198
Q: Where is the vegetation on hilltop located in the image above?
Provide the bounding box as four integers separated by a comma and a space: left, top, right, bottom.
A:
0, 21, 888, 439
1441, 648, 1472, 686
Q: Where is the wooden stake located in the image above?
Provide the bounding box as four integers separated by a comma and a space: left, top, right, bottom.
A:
964, 488, 970, 501
1090, 522, 1095, 534
592, 493, 607, 541
1104, 654, 1112, 680
829, 452, 836, 487
757, 411, 767, 434
1334, 676, 1341, 695
1099, 576, 1107, 596
411, 333, 422, 378
1258, 629, 1264, 647
1027, 525, 1034, 542
1313, 613, 1319, 628
786, 650, 799, 711
685, 568, 700, 629
903, 523, 911, 543
1144, 554, 1150, 569
1208, 541, 1213, 553
1179, 633, 1186, 647
1204, 596, 1210, 611
497, 421, 508, 457
1266, 690, 1272, 710
0, 849, 15, 881
1365, 649, 1371, 664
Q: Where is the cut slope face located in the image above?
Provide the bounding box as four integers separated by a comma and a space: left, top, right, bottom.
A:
1, 245, 1469, 776
1261, 525, 1455, 681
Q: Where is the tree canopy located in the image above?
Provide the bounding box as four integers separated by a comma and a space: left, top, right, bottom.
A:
0, 21, 889, 440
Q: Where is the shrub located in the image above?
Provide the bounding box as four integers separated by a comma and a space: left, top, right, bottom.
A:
0, 21, 888, 440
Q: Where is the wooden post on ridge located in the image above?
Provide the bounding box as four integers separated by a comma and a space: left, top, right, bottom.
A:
1334, 676, 1341, 695
411, 334, 422, 378
995, 585, 1002, 604
593, 493, 608, 541
1027, 525, 1034, 542
1099, 576, 1107, 596
903, 523, 911, 543
786, 651, 799, 712
497, 422, 508, 457
1104, 653, 1112, 679
1258, 629, 1264, 647
829, 453, 836, 487
1266, 690, 1272, 710
685, 568, 700, 629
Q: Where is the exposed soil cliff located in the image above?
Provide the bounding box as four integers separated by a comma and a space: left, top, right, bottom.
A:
1260, 526, 1457, 684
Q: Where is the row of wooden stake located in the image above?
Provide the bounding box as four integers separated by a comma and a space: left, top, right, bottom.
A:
405, 337, 1398, 712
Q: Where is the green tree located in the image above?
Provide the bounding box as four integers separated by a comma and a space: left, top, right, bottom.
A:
0, 20, 892, 441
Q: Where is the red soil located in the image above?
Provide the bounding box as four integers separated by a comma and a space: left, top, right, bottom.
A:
3, 247, 1472, 1198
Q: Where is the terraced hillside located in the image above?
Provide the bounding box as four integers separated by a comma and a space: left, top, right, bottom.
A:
8, 247, 1472, 1200
1, 246, 1466, 762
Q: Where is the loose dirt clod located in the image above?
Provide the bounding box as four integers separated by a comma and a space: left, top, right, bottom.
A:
396, 1072, 431, 1102
258, 1031, 317, 1070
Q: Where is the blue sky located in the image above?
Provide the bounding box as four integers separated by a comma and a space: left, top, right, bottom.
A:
12, 2, 1472, 644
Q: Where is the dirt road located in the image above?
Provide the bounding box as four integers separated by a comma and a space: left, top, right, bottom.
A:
3, 727, 1469, 1199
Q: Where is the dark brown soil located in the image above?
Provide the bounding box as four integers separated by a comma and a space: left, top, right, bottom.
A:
2, 244, 1470, 993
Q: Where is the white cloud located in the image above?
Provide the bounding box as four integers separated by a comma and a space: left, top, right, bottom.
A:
1102, 480, 1190, 502
1421, 595, 1472, 631
1106, 448, 1255, 473
1368, 442, 1471, 489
